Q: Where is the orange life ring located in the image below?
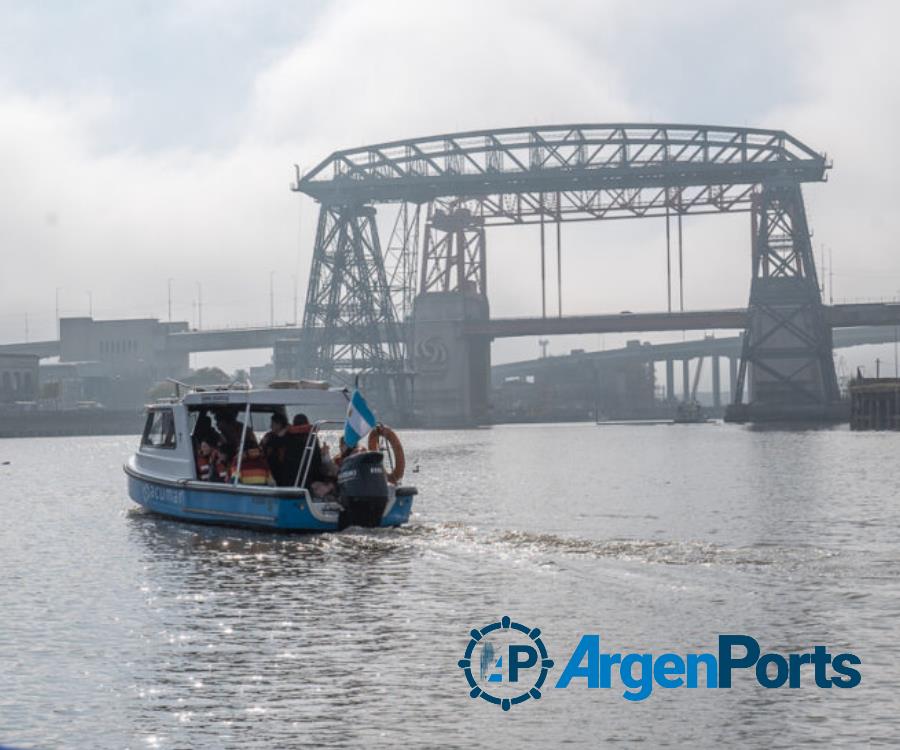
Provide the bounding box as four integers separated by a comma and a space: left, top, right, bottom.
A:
367, 424, 405, 484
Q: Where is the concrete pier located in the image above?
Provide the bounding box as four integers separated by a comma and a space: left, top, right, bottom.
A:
411, 290, 490, 427
728, 357, 737, 403
712, 356, 721, 408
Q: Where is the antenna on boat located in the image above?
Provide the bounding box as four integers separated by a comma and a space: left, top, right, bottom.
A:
166, 378, 190, 397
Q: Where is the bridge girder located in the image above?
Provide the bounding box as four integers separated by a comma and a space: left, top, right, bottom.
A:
296, 124, 828, 224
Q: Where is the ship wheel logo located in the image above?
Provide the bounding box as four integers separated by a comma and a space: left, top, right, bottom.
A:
458, 616, 553, 711
414, 336, 449, 373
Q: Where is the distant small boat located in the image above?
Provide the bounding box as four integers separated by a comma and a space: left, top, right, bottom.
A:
124, 383, 416, 531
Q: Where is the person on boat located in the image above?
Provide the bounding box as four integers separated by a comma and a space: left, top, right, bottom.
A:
333, 436, 362, 470
320, 441, 339, 478
196, 440, 228, 482
215, 408, 257, 462
286, 413, 339, 497
229, 446, 273, 485
260, 411, 288, 449
192, 411, 222, 448
260, 412, 294, 486
192, 411, 224, 480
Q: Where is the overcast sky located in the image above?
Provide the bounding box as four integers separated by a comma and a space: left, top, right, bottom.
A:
1, 0, 898, 374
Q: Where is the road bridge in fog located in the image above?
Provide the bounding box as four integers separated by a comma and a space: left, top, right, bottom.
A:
492, 322, 900, 408
3, 302, 900, 358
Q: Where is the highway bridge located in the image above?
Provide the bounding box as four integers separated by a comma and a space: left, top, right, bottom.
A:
4, 302, 900, 359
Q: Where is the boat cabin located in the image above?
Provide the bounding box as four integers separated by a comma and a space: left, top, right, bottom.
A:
136, 383, 349, 488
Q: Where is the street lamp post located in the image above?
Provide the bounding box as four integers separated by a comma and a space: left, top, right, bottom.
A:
55, 287, 62, 339
269, 271, 275, 327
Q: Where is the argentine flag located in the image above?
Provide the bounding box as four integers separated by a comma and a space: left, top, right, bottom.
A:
344, 389, 377, 448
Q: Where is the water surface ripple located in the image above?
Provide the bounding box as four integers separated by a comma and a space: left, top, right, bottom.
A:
0, 423, 898, 747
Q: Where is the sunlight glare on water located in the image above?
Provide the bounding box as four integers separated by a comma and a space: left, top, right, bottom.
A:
0, 423, 898, 747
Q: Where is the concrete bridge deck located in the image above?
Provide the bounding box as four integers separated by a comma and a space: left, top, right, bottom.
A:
466, 303, 900, 338
492, 324, 900, 380
3, 302, 900, 359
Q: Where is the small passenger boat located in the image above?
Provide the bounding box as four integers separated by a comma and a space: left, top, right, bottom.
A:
124, 382, 417, 531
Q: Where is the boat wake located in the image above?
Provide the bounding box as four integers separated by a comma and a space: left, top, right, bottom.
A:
324, 522, 838, 570
128, 511, 837, 571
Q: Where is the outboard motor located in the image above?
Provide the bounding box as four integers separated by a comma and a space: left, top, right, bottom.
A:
336, 451, 389, 529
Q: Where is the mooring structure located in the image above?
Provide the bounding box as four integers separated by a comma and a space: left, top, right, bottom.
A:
293, 123, 837, 425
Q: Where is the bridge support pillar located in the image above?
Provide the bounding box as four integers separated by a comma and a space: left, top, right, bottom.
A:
682, 359, 691, 402
665, 359, 675, 401
712, 356, 721, 408
726, 184, 842, 422
412, 291, 490, 427
729, 357, 737, 403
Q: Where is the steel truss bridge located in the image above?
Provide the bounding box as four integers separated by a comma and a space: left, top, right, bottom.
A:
291, 123, 839, 422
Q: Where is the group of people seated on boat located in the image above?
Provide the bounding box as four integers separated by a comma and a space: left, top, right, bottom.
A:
191, 408, 359, 496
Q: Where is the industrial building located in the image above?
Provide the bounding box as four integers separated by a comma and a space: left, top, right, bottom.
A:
41, 317, 190, 410
0, 353, 39, 404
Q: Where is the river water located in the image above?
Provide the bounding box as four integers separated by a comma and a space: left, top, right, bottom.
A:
0, 423, 898, 748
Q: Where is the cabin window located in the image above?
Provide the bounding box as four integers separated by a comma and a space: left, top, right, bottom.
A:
142, 409, 177, 449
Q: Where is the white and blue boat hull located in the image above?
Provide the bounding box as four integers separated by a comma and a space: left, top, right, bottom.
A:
125, 463, 415, 532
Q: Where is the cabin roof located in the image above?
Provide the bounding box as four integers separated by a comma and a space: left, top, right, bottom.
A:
153, 386, 350, 410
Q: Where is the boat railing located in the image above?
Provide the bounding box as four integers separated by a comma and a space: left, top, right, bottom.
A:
295, 419, 345, 489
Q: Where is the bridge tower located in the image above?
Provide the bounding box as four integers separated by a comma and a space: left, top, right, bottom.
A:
727, 184, 841, 421
413, 201, 490, 426
299, 202, 409, 415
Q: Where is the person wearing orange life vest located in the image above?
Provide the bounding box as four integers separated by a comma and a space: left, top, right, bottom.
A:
230, 447, 273, 485
193, 412, 224, 481
196, 440, 229, 482
196, 440, 216, 481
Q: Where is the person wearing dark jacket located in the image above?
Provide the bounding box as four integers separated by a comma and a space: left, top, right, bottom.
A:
215, 408, 257, 463
260, 412, 292, 486
286, 413, 326, 487
192, 411, 222, 447
260, 412, 324, 487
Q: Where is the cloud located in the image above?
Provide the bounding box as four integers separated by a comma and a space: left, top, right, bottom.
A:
769, 0, 900, 302
0, 0, 898, 374
0, 0, 636, 350
250, 0, 632, 149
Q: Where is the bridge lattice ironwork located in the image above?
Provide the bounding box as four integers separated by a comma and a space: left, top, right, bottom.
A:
292, 123, 834, 417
